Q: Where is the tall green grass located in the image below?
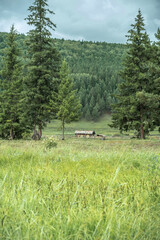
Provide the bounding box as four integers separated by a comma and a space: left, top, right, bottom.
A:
0, 139, 160, 239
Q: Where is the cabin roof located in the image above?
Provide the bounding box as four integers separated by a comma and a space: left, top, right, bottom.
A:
75, 130, 95, 135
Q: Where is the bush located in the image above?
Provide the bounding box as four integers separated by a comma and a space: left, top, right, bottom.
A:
22, 131, 32, 140
43, 137, 57, 150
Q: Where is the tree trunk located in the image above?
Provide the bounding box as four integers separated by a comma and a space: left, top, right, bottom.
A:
10, 127, 14, 140
33, 125, 36, 136
140, 106, 144, 139
38, 124, 42, 140
32, 124, 38, 140
140, 124, 144, 139
62, 120, 65, 140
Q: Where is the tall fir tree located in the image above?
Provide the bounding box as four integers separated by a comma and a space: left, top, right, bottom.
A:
53, 60, 81, 140
149, 29, 160, 131
23, 0, 61, 139
110, 10, 159, 139
0, 25, 24, 139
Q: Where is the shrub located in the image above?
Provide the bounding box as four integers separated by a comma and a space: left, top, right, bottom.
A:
43, 137, 57, 150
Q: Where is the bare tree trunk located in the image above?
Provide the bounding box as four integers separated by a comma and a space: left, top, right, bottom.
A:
10, 127, 14, 140
38, 124, 42, 140
140, 124, 144, 139
140, 106, 144, 139
32, 124, 38, 140
62, 120, 65, 140
33, 125, 36, 136
34, 125, 36, 138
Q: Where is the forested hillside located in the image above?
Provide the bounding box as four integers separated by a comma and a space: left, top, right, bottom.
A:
0, 32, 127, 120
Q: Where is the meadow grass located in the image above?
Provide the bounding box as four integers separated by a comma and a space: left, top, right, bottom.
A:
0, 138, 160, 240
43, 114, 115, 136
43, 114, 160, 138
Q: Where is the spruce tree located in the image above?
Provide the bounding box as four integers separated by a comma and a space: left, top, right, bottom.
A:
111, 10, 159, 139
54, 60, 81, 140
0, 25, 24, 139
92, 104, 99, 121
85, 108, 91, 121
23, 0, 61, 139
150, 29, 160, 131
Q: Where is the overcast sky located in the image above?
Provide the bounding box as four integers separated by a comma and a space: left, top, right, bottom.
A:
0, 0, 160, 43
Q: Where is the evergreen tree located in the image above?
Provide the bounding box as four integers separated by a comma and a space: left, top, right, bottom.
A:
54, 60, 81, 140
92, 104, 99, 121
0, 25, 24, 139
85, 108, 91, 121
23, 0, 61, 139
150, 29, 160, 131
99, 98, 106, 114
90, 95, 96, 111
0, 32, 128, 120
110, 10, 159, 139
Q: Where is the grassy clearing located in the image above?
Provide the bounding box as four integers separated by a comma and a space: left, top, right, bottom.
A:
43, 114, 160, 138
43, 114, 115, 136
0, 139, 160, 239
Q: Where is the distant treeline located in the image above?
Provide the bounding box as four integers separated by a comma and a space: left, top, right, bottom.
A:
0, 32, 127, 120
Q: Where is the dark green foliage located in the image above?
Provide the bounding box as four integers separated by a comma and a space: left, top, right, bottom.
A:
56, 40, 126, 119
0, 25, 25, 139
92, 104, 99, 121
0, 32, 127, 121
150, 29, 160, 131
71, 73, 118, 120
111, 10, 160, 139
54, 60, 82, 140
23, 0, 61, 139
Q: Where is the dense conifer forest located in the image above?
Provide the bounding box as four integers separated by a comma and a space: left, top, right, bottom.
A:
0, 32, 127, 120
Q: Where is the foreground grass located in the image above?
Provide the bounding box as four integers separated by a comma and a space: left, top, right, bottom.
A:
0, 139, 160, 239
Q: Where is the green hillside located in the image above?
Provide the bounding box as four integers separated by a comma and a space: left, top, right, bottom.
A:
0, 32, 127, 120
56, 39, 127, 119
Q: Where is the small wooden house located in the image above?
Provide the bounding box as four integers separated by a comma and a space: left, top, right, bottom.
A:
75, 130, 95, 138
